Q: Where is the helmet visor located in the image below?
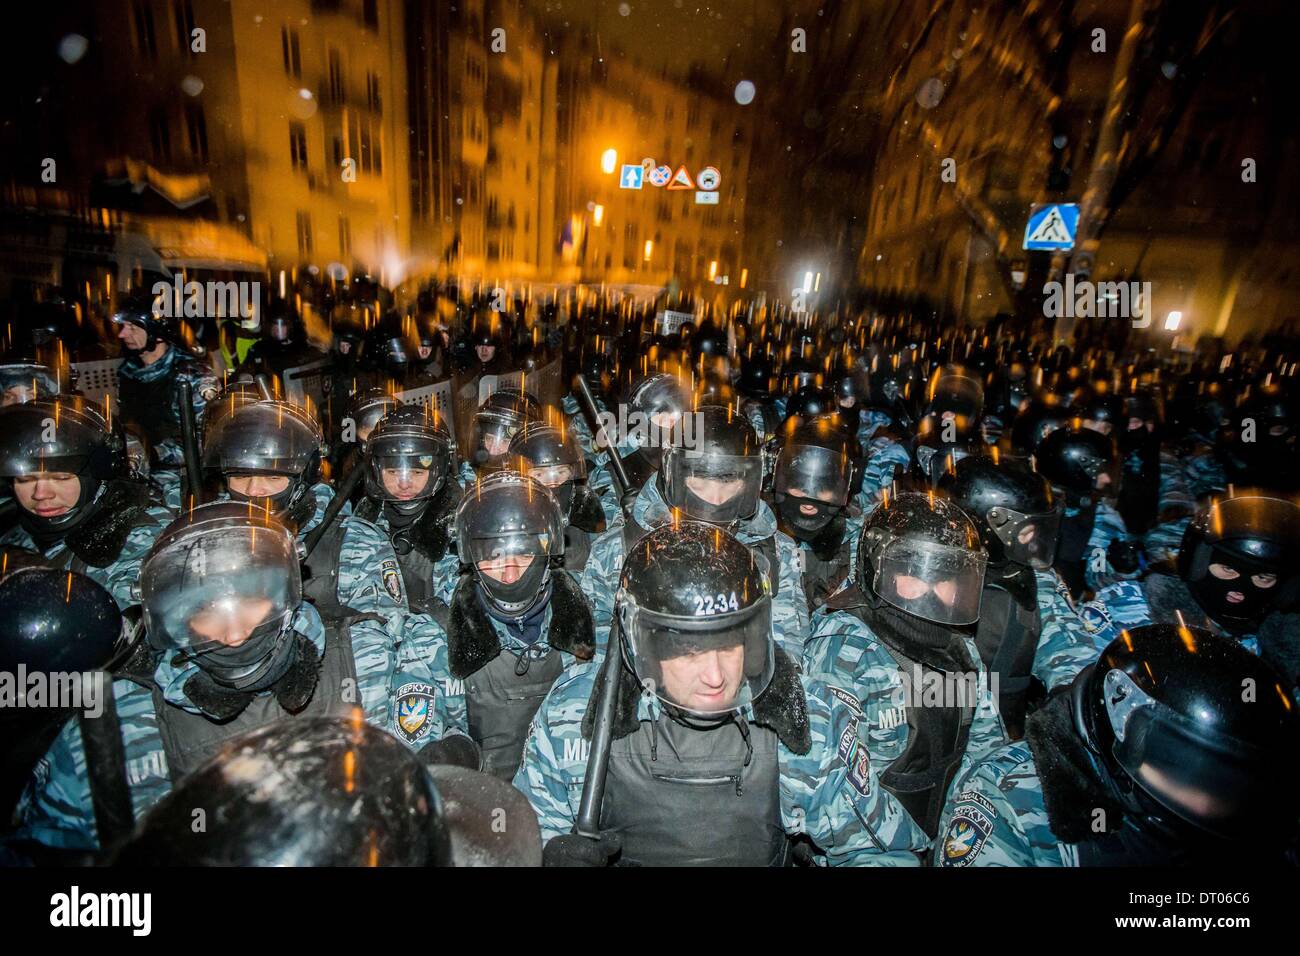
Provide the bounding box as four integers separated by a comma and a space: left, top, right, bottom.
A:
873, 537, 987, 625
621, 595, 774, 718
663, 450, 762, 524
1103, 669, 1293, 841
140, 526, 301, 658
987, 503, 1062, 570
774, 443, 851, 507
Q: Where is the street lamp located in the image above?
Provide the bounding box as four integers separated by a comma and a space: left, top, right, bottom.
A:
593, 204, 605, 226
601, 148, 617, 175
644, 240, 653, 262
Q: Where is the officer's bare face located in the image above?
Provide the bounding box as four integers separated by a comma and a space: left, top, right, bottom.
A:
660, 644, 745, 712
417, 345, 432, 360
532, 464, 575, 489
483, 432, 512, 457
1208, 562, 1276, 604
478, 553, 534, 585
476, 344, 496, 363
227, 474, 291, 498
895, 575, 959, 607
12, 473, 80, 517
188, 597, 275, 647
117, 323, 148, 351
382, 466, 429, 500
1083, 419, 1113, 437
685, 475, 744, 506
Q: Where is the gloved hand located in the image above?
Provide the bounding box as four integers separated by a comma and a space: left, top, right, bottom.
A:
542, 831, 621, 867
418, 733, 483, 770
1106, 537, 1143, 575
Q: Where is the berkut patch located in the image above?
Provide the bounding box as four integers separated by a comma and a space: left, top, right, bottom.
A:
827, 684, 864, 718
381, 559, 404, 604
1077, 600, 1114, 634
941, 793, 995, 867
395, 682, 436, 744
836, 717, 871, 797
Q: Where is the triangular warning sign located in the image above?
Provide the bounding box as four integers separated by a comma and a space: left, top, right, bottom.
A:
666, 165, 695, 190
1027, 207, 1072, 245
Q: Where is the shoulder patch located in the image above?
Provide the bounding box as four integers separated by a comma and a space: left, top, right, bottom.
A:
835, 716, 871, 796
381, 559, 404, 604
394, 682, 436, 744
1077, 600, 1113, 634
941, 795, 995, 867
826, 684, 863, 718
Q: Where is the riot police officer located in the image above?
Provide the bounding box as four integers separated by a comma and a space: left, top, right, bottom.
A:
937, 623, 1300, 866
444, 472, 597, 779
804, 492, 1007, 853
517, 521, 890, 866
770, 417, 859, 613
581, 403, 809, 658
112, 295, 217, 470
469, 386, 543, 475
355, 404, 461, 614
1142, 493, 1300, 689
0, 397, 173, 607
3, 502, 458, 859
506, 420, 607, 574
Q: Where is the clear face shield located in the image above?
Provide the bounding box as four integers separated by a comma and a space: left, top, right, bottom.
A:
663, 448, 763, 525
1102, 669, 1287, 841
619, 593, 775, 718
366, 437, 449, 504
773, 443, 852, 535
464, 529, 559, 616
929, 373, 984, 419
473, 411, 524, 464
140, 524, 302, 688
986, 502, 1063, 569
871, 536, 987, 625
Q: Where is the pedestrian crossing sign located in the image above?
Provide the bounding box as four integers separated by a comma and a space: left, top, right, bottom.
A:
1023, 203, 1079, 251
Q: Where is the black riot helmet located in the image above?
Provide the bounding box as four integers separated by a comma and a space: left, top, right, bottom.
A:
1227, 383, 1297, 471
858, 492, 988, 626
0, 396, 127, 540
0, 567, 125, 676
506, 420, 587, 518
782, 386, 839, 427
1008, 395, 1069, 457
616, 521, 775, 718
783, 356, 820, 395
471, 387, 543, 472
661, 404, 763, 526
453, 471, 564, 619
925, 365, 984, 421
870, 357, 925, 426
1032, 424, 1118, 502
364, 404, 453, 507
347, 388, 403, 447
939, 456, 1060, 569
1176, 494, 1300, 635
737, 352, 776, 399
773, 417, 854, 539
116, 717, 454, 866
691, 320, 729, 363
111, 293, 193, 355
202, 399, 325, 526
0, 363, 61, 406
1075, 623, 1300, 844
1070, 386, 1123, 436
139, 501, 303, 692
622, 371, 691, 467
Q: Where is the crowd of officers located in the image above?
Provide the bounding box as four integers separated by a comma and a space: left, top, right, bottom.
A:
0, 280, 1297, 867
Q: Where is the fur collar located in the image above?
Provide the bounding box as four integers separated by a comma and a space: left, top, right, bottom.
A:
67, 480, 161, 568
1142, 572, 1216, 630
1024, 686, 1127, 844
447, 568, 595, 679
582, 644, 811, 755
570, 485, 607, 533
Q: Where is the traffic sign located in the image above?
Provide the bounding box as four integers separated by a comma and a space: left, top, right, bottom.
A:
666, 165, 695, 190
696, 166, 721, 191
1023, 203, 1078, 251
695, 191, 719, 204
648, 165, 672, 187
619, 164, 644, 190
